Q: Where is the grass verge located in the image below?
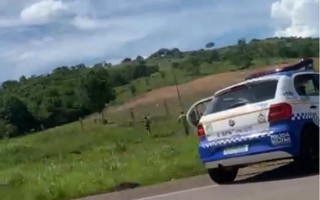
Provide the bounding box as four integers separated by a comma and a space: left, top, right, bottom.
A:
0, 119, 205, 200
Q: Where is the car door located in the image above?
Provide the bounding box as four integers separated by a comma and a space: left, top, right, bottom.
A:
186, 97, 212, 127
293, 73, 319, 126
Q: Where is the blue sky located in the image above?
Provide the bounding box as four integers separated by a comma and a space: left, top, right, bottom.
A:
0, 0, 318, 82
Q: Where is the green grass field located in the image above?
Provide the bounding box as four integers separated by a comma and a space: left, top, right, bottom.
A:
0, 118, 204, 200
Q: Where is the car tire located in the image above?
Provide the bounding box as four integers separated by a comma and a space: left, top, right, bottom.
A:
208, 167, 238, 184
295, 125, 319, 172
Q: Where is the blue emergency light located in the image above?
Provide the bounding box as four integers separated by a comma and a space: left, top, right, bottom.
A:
245, 58, 314, 80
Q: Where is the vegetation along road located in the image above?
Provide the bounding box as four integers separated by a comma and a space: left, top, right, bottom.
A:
77, 161, 319, 200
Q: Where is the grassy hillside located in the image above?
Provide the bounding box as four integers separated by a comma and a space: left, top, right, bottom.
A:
114, 57, 289, 103
0, 37, 319, 138
107, 37, 320, 104
0, 120, 203, 200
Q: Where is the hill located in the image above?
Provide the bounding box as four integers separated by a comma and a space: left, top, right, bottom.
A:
0, 37, 319, 200
0, 37, 319, 138
106, 58, 319, 123
113, 60, 296, 112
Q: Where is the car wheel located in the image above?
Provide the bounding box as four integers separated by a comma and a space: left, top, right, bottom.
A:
295, 126, 319, 172
208, 167, 238, 184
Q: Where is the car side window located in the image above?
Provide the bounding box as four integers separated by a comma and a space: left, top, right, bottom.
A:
312, 74, 319, 92
294, 74, 319, 96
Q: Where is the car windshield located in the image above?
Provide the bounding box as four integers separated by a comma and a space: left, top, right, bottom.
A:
204, 79, 278, 115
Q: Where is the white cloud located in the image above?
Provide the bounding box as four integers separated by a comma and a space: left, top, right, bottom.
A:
271, 0, 319, 37
71, 16, 97, 30
20, 0, 68, 24
0, 0, 276, 81
0, 16, 163, 79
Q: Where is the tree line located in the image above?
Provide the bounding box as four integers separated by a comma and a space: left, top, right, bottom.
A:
171, 37, 318, 76
0, 62, 159, 138
0, 36, 318, 138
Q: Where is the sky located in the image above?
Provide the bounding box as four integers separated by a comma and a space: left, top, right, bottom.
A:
0, 0, 319, 82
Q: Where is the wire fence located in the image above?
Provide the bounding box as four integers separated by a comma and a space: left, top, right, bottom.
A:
79, 90, 214, 137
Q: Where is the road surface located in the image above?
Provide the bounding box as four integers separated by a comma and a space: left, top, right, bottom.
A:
77, 161, 319, 200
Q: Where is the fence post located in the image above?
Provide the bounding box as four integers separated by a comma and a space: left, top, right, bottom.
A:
163, 100, 170, 118
79, 117, 84, 129
130, 108, 135, 123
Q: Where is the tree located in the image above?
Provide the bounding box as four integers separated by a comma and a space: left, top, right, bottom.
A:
237, 38, 246, 49
93, 63, 104, 69
238, 54, 253, 69
133, 64, 148, 79
185, 58, 201, 75
210, 50, 220, 61
0, 119, 18, 138
79, 68, 116, 119
225, 39, 253, 69
122, 58, 132, 63
278, 45, 290, 58
299, 46, 313, 57
75, 64, 86, 69
278, 45, 298, 58
170, 48, 182, 57
160, 71, 166, 79
129, 84, 137, 96
46, 88, 59, 97
145, 78, 149, 86
19, 76, 27, 83
109, 69, 129, 86
105, 63, 112, 68
53, 66, 70, 74
136, 55, 144, 62
149, 48, 182, 58
1, 80, 19, 91
189, 57, 200, 66
139, 60, 146, 65
0, 94, 39, 136
150, 48, 169, 58
171, 62, 180, 69
205, 42, 215, 49
185, 64, 200, 75
256, 43, 276, 64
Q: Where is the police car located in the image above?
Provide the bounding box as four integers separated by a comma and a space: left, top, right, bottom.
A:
188, 58, 319, 184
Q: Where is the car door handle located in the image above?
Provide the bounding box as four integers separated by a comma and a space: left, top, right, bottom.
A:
310, 105, 318, 109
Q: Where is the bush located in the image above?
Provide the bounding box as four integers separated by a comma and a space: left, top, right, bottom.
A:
115, 140, 127, 153
8, 173, 26, 187
0, 120, 18, 138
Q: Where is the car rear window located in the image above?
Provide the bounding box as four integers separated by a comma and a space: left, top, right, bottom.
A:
204, 79, 278, 115
294, 74, 319, 96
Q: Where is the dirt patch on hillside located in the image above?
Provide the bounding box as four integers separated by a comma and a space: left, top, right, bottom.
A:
113, 63, 291, 112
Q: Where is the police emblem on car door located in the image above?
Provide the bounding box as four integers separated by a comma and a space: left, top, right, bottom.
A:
229, 119, 235, 127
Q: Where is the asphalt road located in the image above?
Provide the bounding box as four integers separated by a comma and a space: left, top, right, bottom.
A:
77, 161, 319, 200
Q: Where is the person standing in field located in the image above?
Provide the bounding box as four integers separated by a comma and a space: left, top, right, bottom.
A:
178, 111, 189, 136
144, 116, 151, 135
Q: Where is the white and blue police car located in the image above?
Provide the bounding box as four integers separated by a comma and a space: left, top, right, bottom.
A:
192, 58, 319, 184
